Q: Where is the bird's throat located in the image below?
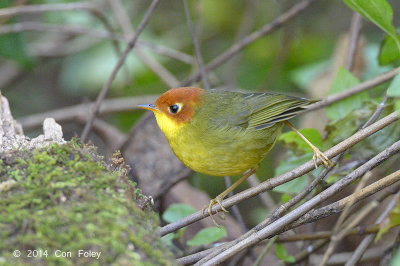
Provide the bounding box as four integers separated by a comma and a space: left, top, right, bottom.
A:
154, 111, 185, 139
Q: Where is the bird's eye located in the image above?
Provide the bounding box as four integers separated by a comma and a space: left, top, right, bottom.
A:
169, 104, 180, 114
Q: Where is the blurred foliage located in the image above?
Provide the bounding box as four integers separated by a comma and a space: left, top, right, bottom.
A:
275, 243, 295, 263
161, 203, 226, 252
1, 0, 400, 231
186, 227, 227, 247
376, 196, 400, 241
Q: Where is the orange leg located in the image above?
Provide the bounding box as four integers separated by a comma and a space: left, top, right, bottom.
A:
203, 167, 258, 226
284, 121, 333, 168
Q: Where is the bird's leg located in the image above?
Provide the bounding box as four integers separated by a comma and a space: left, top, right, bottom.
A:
202, 167, 258, 226
284, 121, 333, 168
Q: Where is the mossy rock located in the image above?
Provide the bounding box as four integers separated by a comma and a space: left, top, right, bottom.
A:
0, 141, 176, 265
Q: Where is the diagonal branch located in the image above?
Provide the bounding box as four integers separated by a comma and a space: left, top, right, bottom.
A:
158, 111, 399, 237
183, 0, 209, 90
306, 67, 399, 112
80, 0, 160, 142
180, 0, 317, 86
108, 0, 179, 88
198, 141, 400, 265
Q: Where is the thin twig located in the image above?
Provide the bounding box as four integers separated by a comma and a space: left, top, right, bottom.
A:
345, 13, 362, 72
18, 95, 160, 131
361, 95, 388, 129
108, 0, 179, 88
18, 67, 394, 132
179, 171, 400, 265
253, 236, 277, 266
306, 67, 399, 112
183, 0, 209, 90
319, 172, 371, 266
197, 141, 400, 265
345, 190, 400, 266
225, 0, 259, 90
312, 246, 387, 265
181, 0, 316, 86
0, 22, 116, 36
158, 112, 399, 237
285, 170, 400, 231
0, 3, 115, 38
247, 174, 276, 210
0, 3, 102, 17
224, 176, 248, 233
293, 239, 329, 264
0, 2, 127, 76
275, 224, 379, 242
81, 0, 160, 142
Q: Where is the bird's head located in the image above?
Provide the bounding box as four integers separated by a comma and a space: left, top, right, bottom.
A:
137, 87, 204, 136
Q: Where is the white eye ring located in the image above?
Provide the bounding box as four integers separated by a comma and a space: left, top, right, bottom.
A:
168, 103, 183, 114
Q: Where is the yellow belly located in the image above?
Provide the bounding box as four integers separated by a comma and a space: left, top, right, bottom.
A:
166, 123, 283, 176
154, 110, 283, 176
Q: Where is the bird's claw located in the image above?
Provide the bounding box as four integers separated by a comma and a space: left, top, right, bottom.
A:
202, 197, 229, 226
311, 146, 333, 169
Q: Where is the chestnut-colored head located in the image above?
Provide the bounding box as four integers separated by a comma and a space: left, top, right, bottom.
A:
137, 87, 204, 136
155, 87, 204, 122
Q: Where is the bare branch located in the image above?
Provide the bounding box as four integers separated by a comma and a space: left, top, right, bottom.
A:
198, 142, 400, 265
183, 0, 209, 90
158, 112, 399, 237
0, 22, 193, 65
345, 190, 400, 266
81, 0, 160, 142
18, 95, 159, 131
306, 67, 400, 112
285, 169, 400, 231
275, 224, 379, 242
319, 172, 372, 266
345, 13, 362, 72
181, 0, 317, 86
108, 0, 180, 88
0, 3, 101, 17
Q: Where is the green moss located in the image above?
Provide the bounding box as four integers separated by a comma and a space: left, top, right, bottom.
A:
0, 140, 175, 265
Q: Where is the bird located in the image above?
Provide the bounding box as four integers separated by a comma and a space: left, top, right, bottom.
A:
137, 87, 332, 225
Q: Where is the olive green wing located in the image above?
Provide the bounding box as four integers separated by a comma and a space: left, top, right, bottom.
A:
200, 90, 314, 131
241, 92, 314, 129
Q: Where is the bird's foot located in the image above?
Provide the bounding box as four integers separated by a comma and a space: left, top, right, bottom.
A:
311, 146, 333, 169
202, 196, 229, 226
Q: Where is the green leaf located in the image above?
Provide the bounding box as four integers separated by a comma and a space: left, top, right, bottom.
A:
289, 60, 330, 91
325, 103, 375, 146
326, 67, 367, 121
0, 34, 34, 68
390, 246, 400, 266
376, 197, 400, 241
281, 193, 291, 204
279, 128, 323, 153
187, 227, 227, 247
162, 203, 197, 223
379, 35, 400, 65
394, 99, 400, 115
276, 243, 295, 263
249, 207, 269, 225
0, 0, 34, 68
273, 154, 311, 194
161, 233, 174, 246
342, 0, 400, 52
387, 73, 400, 97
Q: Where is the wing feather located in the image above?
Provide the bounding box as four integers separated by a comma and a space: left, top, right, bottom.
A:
201, 90, 314, 131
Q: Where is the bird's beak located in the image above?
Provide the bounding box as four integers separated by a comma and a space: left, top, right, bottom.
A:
137, 104, 159, 112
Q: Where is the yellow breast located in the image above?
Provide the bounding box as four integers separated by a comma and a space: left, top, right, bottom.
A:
153, 111, 279, 176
